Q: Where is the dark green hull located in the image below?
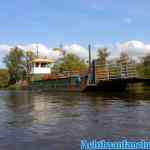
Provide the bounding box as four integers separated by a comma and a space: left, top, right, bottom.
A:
30, 76, 82, 92
30, 77, 150, 92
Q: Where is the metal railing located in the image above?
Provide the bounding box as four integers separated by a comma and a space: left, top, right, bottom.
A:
95, 63, 137, 82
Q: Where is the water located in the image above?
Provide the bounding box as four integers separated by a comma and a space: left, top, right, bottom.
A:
0, 90, 150, 150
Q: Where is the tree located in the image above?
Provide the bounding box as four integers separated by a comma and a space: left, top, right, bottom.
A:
0, 69, 9, 88
136, 54, 150, 78
118, 51, 129, 64
24, 51, 36, 82
143, 55, 150, 67
3, 47, 36, 84
141, 55, 150, 77
3, 47, 25, 84
52, 53, 87, 73
97, 48, 110, 65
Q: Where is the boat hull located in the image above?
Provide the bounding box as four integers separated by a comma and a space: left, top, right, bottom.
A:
30, 79, 127, 92
29, 77, 150, 92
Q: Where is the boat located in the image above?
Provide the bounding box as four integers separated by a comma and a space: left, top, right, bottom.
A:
29, 46, 149, 92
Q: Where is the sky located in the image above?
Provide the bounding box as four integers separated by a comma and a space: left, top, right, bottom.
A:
1, 0, 150, 67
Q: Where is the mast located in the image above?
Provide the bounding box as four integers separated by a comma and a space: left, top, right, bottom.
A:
88, 43, 92, 72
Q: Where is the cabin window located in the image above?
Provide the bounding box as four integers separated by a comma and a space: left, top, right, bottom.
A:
41, 63, 47, 67
35, 63, 39, 67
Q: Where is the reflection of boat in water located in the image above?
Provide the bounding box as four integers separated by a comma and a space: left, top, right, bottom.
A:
30, 47, 150, 92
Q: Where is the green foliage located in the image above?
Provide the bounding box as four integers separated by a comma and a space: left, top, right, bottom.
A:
0, 69, 9, 88
136, 55, 150, 78
97, 48, 110, 65
52, 53, 87, 73
3, 47, 36, 85
3, 47, 25, 84
24, 51, 36, 82
7, 83, 21, 90
109, 66, 121, 76
143, 55, 150, 67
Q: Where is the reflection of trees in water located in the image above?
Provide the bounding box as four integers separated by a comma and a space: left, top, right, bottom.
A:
4, 91, 34, 127
2, 90, 150, 141
5, 91, 52, 126
3, 90, 150, 132
31, 94, 49, 123
6, 91, 32, 108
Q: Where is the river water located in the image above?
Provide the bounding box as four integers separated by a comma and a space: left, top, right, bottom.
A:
0, 90, 150, 150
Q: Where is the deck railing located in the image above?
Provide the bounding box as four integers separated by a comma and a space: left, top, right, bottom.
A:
95, 63, 137, 82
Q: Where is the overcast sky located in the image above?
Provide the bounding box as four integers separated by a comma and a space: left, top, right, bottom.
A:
0, 0, 150, 67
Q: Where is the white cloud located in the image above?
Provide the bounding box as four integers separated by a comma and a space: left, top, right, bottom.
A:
115, 40, 150, 59
0, 43, 89, 67
9, 43, 66, 60
123, 17, 132, 24
0, 45, 12, 55
63, 44, 88, 59
24, 44, 89, 60
1, 41, 150, 67
94, 40, 150, 60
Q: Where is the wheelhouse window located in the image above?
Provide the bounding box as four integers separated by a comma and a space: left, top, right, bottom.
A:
41, 63, 47, 67
36, 63, 39, 67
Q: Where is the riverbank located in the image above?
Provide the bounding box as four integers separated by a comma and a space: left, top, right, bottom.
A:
0, 80, 29, 90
